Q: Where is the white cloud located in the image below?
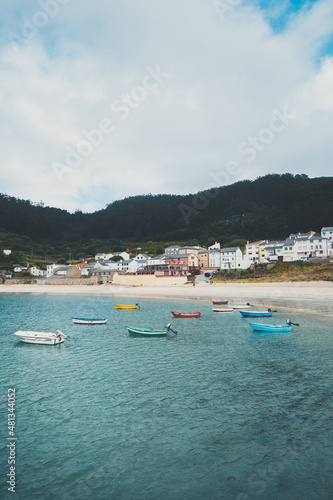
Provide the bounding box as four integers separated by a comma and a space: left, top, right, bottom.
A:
0, 0, 333, 211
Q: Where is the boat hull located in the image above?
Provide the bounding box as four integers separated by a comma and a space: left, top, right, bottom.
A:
14, 330, 66, 345
240, 311, 272, 317
171, 311, 201, 318
249, 323, 292, 332
213, 307, 233, 312
115, 305, 138, 310
212, 301, 228, 305
126, 326, 167, 337
72, 318, 107, 325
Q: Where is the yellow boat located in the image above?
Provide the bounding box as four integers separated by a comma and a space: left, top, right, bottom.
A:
115, 304, 139, 310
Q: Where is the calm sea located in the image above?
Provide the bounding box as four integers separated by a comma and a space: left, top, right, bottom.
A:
0, 294, 333, 500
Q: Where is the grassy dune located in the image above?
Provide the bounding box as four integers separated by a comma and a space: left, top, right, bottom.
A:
214, 261, 333, 283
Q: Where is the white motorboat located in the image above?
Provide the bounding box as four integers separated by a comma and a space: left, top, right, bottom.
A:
14, 330, 69, 345
229, 304, 253, 310
72, 317, 108, 325
212, 307, 234, 313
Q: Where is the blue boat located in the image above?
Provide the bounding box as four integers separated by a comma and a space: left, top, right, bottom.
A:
240, 310, 272, 317
249, 322, 292, 332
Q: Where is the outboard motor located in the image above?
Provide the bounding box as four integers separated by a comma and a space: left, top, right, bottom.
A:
165, 323, 178, 334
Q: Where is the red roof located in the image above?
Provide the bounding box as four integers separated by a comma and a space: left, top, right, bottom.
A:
248, 240, 265, 245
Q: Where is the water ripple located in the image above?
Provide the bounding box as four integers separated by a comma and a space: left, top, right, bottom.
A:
1, 294, 333, 499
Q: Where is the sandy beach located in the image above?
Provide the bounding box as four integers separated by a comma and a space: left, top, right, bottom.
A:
1, 281, 333, 315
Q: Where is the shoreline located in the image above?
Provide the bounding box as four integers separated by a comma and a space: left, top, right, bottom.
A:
1, 281, 333, 315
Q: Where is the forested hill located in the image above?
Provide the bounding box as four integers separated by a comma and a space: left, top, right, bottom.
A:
0, 174, 333, 258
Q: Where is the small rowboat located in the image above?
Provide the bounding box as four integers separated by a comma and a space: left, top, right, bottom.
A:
127, 326, 167, 337
240, 310, 272, 317
229, 303, 252, 309
72, 317, 108, 325
115, 304, 138, 310
212, 300, 228, 305
171, 311, 201, 318
249, 322, 292, 332
213, 307, 233, 313
14, 330, 69, 345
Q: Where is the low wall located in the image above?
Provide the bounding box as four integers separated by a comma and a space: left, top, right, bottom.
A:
44, 277, 99, 286
5, 279, 33, 285
112, 274, 188, 287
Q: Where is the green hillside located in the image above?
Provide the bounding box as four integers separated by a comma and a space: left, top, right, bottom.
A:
0, 173, 332, 264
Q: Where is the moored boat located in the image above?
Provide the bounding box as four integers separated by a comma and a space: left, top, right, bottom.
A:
212, 307, 233, 313
127, 326, 167, 337
14, 330, 69, 345
115, 304, 139, 310
212, 300, 228, 305
229, 303, 253, 309
171, 311, 201, 318
72, 317, 108, 325
240, 310, 273, 317
249, 322, 292, 332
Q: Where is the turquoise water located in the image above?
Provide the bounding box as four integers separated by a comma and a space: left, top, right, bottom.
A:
1, 294, 333, 499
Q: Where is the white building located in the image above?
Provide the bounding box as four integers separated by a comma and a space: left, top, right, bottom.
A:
244, 240, 265, 264
117, 260, 141, 273
95, 253, 114, 261
94, 261, 118, 272
113, 251, 130, 261
133, 253, 149, 262
321, 227, 333, 256
165, 245, 180, 254
220, 247, 243, 269
13, 265, 28, 273
46, 264, 63, 277
208, 242, 220, 251
209, 249, 222, 269
54, 266, 71, 276
149, 255, 167, 266
30, 267, 46, 277
264, 241, 285, 262
321, 227, 333, 242
283, 233, 329, 261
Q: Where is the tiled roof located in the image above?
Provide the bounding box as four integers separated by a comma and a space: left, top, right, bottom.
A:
221, 247, 239, 252
166, 253, 194, 258
248, 240, 265, 245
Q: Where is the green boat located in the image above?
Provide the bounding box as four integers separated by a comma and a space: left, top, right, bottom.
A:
127, 326, 167, 337
127, 324, 177, 337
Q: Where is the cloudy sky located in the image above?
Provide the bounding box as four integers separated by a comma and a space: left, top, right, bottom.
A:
1, 0, 333, 212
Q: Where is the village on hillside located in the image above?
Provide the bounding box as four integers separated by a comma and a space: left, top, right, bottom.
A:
3, 226, 333, 284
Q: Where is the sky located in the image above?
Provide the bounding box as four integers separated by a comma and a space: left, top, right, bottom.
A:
1, 0, 333, 213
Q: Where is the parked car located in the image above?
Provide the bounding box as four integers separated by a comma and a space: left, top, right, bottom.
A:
204, 271, 216, 278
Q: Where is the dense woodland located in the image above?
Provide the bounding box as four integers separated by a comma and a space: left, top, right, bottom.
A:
0, 173, 332, 265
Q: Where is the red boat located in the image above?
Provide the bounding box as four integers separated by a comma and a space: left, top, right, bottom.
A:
171, 311, 201, 318
212, 300, 228, 305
